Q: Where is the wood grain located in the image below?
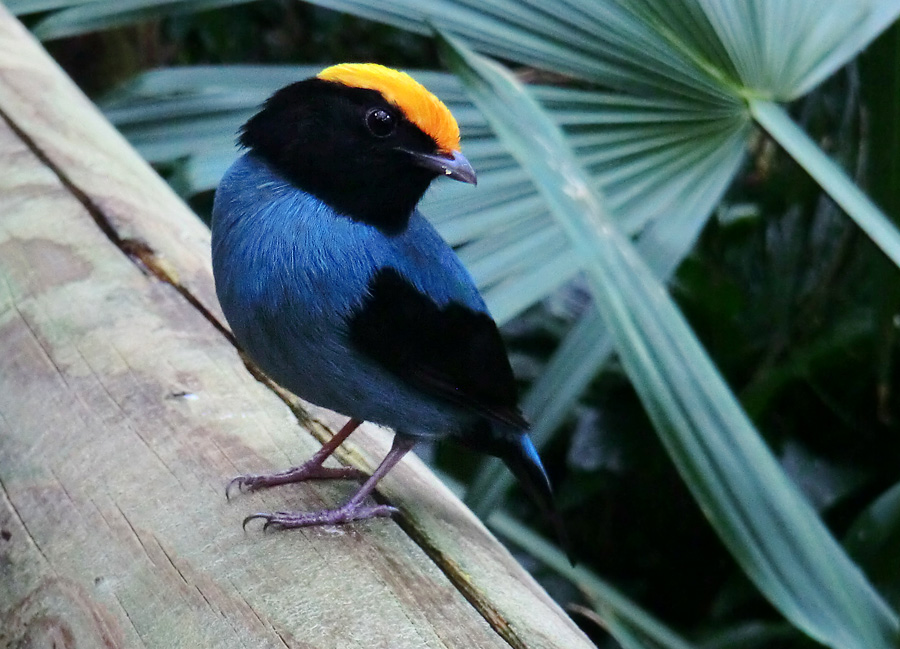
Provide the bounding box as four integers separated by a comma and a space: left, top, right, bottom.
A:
0, 6, 593, 649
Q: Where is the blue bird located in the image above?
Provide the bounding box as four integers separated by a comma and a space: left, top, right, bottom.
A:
212, 63, 566, 545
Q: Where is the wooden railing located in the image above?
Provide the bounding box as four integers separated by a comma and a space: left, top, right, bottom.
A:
0, 6, 593, 648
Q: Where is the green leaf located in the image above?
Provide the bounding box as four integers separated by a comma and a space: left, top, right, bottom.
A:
468, 125, 746, 514
697, 622, 795, 649
31, 0, 258, 40
750, 99, 900, 269
7, 0, 102, 15
844, 480, 900, 610
440, 32, 899, 649
25, 0, 900, 106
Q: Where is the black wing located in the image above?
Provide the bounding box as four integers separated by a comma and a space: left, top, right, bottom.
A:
347, 267, 528, 429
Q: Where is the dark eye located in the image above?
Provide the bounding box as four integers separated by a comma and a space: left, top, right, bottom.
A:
366, 108, 395, 137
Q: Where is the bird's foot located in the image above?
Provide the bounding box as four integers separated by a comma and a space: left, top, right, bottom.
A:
243, 502, 399, 530
226, 464, 365, 499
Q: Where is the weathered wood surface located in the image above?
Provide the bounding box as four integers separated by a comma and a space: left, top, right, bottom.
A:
0, 6, 593, 649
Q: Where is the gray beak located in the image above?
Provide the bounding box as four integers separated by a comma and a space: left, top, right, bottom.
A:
406, 149, 477, 185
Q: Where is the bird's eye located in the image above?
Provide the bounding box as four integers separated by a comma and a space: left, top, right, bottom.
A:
366, 108, 396, 137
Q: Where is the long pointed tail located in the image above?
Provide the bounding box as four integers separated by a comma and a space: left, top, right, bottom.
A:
503, 434, 574, 564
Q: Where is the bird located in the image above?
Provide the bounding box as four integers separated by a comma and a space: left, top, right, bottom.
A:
211, 63, 566, 546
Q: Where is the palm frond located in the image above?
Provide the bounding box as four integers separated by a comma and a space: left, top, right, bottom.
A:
441, 33, 898, 649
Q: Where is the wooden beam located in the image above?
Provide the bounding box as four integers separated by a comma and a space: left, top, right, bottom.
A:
0, 7, 592, 649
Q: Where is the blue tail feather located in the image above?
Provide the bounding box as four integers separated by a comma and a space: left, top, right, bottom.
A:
504, 434, 574, 564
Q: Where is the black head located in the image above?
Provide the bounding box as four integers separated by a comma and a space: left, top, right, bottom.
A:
239, 71, 475, 234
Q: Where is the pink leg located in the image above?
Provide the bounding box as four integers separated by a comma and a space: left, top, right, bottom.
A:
243, 435, 415, 530
226, 418, 364, 499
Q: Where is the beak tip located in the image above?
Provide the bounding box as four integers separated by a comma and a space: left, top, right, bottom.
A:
405, 148, 477, 185
445, 150, 477, 185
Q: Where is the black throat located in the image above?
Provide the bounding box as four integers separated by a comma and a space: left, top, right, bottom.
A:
239, 79, 439, 235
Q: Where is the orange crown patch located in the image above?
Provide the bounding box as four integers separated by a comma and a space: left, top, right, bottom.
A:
318, 63, 461, 153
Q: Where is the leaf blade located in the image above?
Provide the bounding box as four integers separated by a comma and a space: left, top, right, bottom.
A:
750, 99, 900, 269
441, 32, 899, 649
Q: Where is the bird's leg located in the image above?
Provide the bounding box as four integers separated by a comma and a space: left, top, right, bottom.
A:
227, 418, 364, 498
243, 435, 415, 529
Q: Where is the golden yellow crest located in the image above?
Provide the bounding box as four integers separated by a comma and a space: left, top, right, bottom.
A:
318, 63, 461, 153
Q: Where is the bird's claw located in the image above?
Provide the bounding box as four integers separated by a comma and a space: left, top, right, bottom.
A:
226, 475, 252, 500
226, 465, 365, 500
242, 512, 293, 532
226, 473, 275, 500
241, 504, 400, 531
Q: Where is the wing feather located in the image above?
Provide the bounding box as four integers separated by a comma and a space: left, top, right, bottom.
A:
348, 267, 528, 429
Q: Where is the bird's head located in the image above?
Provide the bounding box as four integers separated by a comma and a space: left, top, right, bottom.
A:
239, 63, 476, 233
